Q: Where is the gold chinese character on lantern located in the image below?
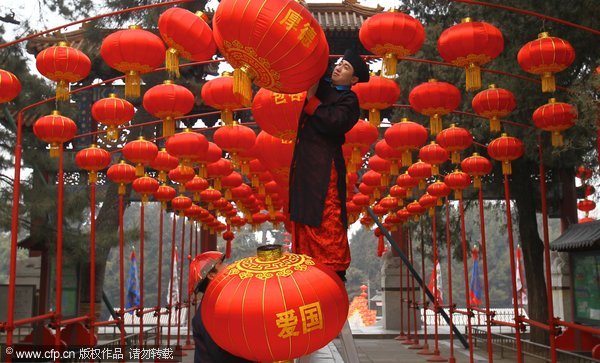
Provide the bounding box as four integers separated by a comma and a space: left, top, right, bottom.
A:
273, 93, 287, 104
290, 93, 304, 102
299, 302, 323, 334
275, 309, 299, 338
298, 23, 316, 47
279, 9, 303, 31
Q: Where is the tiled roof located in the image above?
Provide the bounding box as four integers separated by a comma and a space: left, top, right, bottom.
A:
550, 219, 600, 251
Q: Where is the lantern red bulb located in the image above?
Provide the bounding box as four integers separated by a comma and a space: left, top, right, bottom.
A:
150, 148, 179, 183
91, 93, 135, 141
132, 176, 160, 203
471, 84, 516, 133
419, 142, 449, 175
33, 110, 77, 158
487, 133, 524, 175
532, 98, 577, 147
75, 145, 111, 184
409, 79, 461, 135
351, 75, 401, 127
461, 153, 492, 189
107, 160, 137, 195
36, 42, 91, 101
345, 120, 379, 172
444, 170, 472, 199
143, 81, 195, 138
384, 118, 428, 166
122, 137, 159, 177
436, 124, 473, 164
0, 69, 21, 103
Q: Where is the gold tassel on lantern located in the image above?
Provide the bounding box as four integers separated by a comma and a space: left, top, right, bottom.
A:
50, 143, 60, 158
490, 116, 501, 133
193, 192, 200, 202
199, 165, 207, 179
88, 171, 98, 185
383, 53, 397, 78
258, 183, 265, 195
142, 194, 149, 204
465, 63, 482, 92
430, 114, 442, 135
214, 178, 221, 191
225, 189, 232, 200
551, 131, 564, 147
418, 179, 425, 190
473, 176, 482, 189
251, 174, 259, 187
178, 184, 185, 193
241, 161, 250, 176
373, 188, 380, 200
163, 117, 175, 138
135, 163, 144, 177
347, 163, 357, 173
455, 189, 463, 200
402, 150, 412, 167
432, 164, 439, 175
398, 199, 403, 207
541, 72, 556, 93
451, 151, 461, 164
502, 161, 512, 175
369, 109, 381, 128
56, 80, 70, 101
125, 70, 141, 99
159, 171, 167, 183
233, 66, 253, 107
118, 184, 126, 195
406, 188, 412, 198
165, 48, 181, 79
437, 198, 443, 206
221, 109, 233, 126
381, 174, 390, 187
351, 147, 361, 165
106, 125, 119, 141
390, 161, 399, 176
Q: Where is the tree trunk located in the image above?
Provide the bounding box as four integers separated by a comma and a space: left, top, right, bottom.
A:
512, 160, 549, 345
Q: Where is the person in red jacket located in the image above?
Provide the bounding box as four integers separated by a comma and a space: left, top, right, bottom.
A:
289, 49, 370, 282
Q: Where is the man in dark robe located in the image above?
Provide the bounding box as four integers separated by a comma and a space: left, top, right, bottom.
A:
289, 49, 370, 282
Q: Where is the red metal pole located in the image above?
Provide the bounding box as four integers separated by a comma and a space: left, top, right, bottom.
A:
89, 181, 97, 352
156, 204, 164, 346
402, 228, 414, 345
445, 198, 456, 363
427, 207, 447, 362
183, 220, 194, 350
418, 219, 433, 355
174, 215, 187, 356
139, 202, 145, 350
395, 226, 406, 341
478, 187, 494, 362
118, 193, 126, 352
408, 232, 422, 349
458, 197, 474, 363
538, 139, 558, 363
52, 147, 65, 357
167, 214, 177, 347
503, 174, 524, 363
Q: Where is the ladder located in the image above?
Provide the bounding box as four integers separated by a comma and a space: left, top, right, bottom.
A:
297, 320, 359, 363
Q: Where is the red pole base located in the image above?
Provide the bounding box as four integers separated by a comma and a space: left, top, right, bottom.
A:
408, 343, 423, 349
181, 343, 194, 350
173, 345, 187, 357
426, 353, 448, 362
401, 338, 415, 345
394, 333, 407, 341
417, 343, 434, 355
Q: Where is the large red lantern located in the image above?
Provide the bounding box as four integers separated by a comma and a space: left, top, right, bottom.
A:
201, 187, 223, 210
351, 75, 401, 127
409, 79, 461, 135
461, 153, 492, 189
471, 84, 516, 133
396, 172, 418, 198
107, 160, 137, 195
419, 141, 449, 175
143, 81, 195, 137
532, 98, 577, 147
374, 139, 404, 176
407, 160, 432, 190
213, 0, 329, 105
487, 133, 524, 175
253, 131, 294, 185
427, 180, 451, 206
0, 69, 21, 103
168, 165, 196, 192
194, 142, 222, 179
165, 129, 209, 166
221, 171, 244, 200
389, 185, 407, 206
361, 170, 383, 199
201, 74, 245, 126
158, 8, 216, 78
186, 176, 210, 202
576, 166, 593, 181
345, 120, 379, 172
33, 110, 77, 158
132, 175, 160, 203
577, 199, 596, 217
100, 25, 166, 98
436, 124, 473, 164
213, 122, 256, 169
75, 144, 111, 184
150, 148, 179, 183
172, 194, 193, 215
122, 137, 159, 177
384, 117, 428, 166
359, 10, 425, 77
36, 42, 91, 101
406, 201, 426, 220
153, 184, 177, 208
444, 170, 471, 199
252, 88, 305, 142
437, 18, 504, 91
517, 32, 575, 93
202, 245, 348, 362
91, 93, 135, 141
206, 158, 233, 191
367, 155, 392, 187
418, 193, 438, 215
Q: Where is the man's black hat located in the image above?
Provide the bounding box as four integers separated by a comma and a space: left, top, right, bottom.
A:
343, 49, 370, 83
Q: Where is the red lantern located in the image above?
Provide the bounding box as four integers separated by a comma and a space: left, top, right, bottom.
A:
471, 84, 516, 133
213, 123, 256, 170
362, 170, 383, 199
517, 32, 575, 93
168, 165, 196, 192
0, 69, 21, 103
107, 160, 137, 195
36, 42, 91, 101
577, 199, 596, 217
132, 175, 160, 203
437, 18, 504, 91
396, 172, 419, 198
359, 10, 425, 77
221, 171, 244, 200
409, 79, 461, 135
150, 148, 179, 183
427, 180, 451, 206
186, 176, 210, 202
368, 155, 392, 187
33, 110, 77, 158
579, 217, 596, 223
576, 166, 593, 181
231, 183, 253, 201
91, 93, 135, 141
172, 194, 193, 215
194, 142, 222, 179
153, 184, 177, 208
206, 158, 233, 190
213, 0, 329, 105
444, 170, 471, 199
406, 201, 426, 220
100, 25, 166, 98
200, 187, 222, 210
351, 75, 401, 127
352, 193, 371, 208
407, 160, 432, 190
532, 98, 577, 147
75, 145, 111, 184
165, 129, 209, 166
143, 81, 195, 137
436, 124, 473, 164
345, 120, 379, 172
253, 131, 294, 185
374, 140, 404, 176
252, 88, 305, 142
487, 133, 524, 175
201, 73, 245, 126
418, 193, 438, 215
461, 153, 492, 189
389, 185, 407, 206
384, 117, 428, 166
419, 142, 448, 175
158, 8, 216, 78
379, 195, 398, 211
122, 137, 159, 177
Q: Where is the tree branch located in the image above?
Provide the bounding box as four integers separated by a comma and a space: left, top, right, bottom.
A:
0, 10, 19, 25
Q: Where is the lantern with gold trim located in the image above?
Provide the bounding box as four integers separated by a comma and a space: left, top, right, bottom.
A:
517, 32, 575, 93
33, 111, 77, 158
252, 88, 305, 142
132, 175, 160, 203
436, 124, 473, 164
437, 18, 504, 91
406, 201, 426, 221
374, 139, 404, 176
359, 10, 425, 77
158, 8, 216, 78
345, 120, 379, 172
487, 133, 524, 175
213, 0, 329, 105
407, 160, 432, 190
213, 122, 256, 168
75, 144, 111, 184
186, 176, 210, 202
91, 93, 135, 141
532, 98, 577, 147
0, 69, 21, 103
396, 172, 418, 198
471, 84, 516, 133
168, 165, 196, 193
143, 81, 195, 138
153, 184, 177, 208
384, 117, 428, 166
122, 137, 159, 177
107, 160, 137, 195
367, 155, 392, 187
444, 170, 471, 200
100, 25, 166, 98
201, 73, 245, 126
150, 148, 179, 183
419, 141, 448, 176
172, 194, 193, 216
165, 129, 209, 167
418, 193, 438, 216
352, 75, 401, 127
389, 185, 407, 207
427, 180, 451, 206
36, 42, 91, 101
409, 79, 461, 135
461, 153, 492, 189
